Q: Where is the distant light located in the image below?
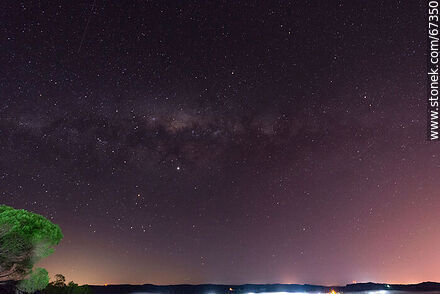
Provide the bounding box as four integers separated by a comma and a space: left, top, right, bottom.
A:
176, 166, 181, 170
104, 284, 108, 286
386, 285, 391, 288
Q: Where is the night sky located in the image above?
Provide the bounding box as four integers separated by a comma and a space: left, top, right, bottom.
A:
0, 0, 436, 286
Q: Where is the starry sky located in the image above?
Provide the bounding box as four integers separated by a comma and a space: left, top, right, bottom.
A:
0, 0, 437, 287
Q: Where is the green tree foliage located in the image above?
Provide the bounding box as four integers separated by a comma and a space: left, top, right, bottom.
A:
16, 268, 49, 293
0, 205, 63, 291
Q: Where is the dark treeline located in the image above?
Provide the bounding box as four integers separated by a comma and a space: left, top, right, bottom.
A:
41, 275, 91, 294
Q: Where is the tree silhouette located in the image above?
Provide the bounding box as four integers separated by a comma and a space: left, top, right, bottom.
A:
42, 276, 92, 294
52, 274, 66, 287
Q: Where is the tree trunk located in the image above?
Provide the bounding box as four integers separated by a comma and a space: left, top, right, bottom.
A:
0, 281, 18, 294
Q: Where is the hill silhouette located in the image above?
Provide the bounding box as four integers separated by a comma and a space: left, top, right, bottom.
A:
89, 281, 440, 294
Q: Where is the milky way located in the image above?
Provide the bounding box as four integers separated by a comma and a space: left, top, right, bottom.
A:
1, 0, 437, 286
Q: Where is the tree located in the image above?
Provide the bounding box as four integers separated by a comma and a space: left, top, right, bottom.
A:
16, 268, 49, 293
52, 274, 66, 287
68, 284, 92, 294
0, 205, 63, 292
42, 276, 92, 294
